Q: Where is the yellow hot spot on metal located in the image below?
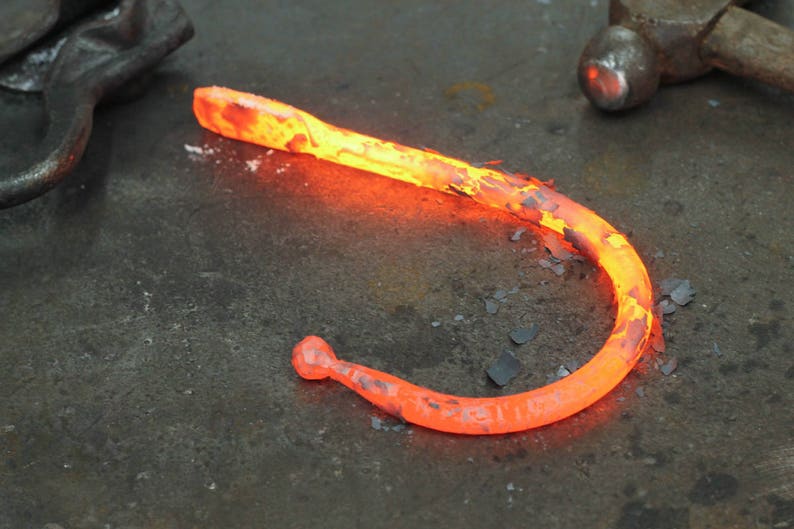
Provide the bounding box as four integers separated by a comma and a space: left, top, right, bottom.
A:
538, 211, 568, 235
606, 232, 630, 248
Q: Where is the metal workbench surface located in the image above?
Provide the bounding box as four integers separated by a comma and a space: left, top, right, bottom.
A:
1, 1, 792, 527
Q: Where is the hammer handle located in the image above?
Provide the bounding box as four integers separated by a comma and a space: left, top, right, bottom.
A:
702, 6, 794, 92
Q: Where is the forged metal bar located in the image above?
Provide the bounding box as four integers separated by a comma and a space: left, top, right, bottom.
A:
193, 86, 658, 435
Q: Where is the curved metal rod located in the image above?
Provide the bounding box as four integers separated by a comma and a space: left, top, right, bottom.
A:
194, 86, 657, 435
0, 90, 94, 208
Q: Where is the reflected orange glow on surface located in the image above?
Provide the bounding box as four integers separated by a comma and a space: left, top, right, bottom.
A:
583, 64, 626, 104
193, 86, 657, 435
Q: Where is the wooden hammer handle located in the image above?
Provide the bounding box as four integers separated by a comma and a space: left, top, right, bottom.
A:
702, 5, 794, 92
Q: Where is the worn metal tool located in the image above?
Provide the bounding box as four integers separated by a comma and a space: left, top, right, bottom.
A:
578, 0, 794, 110
0, 0, 193, 208
0, 0, 111, 66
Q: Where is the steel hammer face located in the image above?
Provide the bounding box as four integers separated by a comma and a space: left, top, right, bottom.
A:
579, 0, 794, 110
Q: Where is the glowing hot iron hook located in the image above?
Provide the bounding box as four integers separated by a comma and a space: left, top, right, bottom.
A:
193, 86, 656, 435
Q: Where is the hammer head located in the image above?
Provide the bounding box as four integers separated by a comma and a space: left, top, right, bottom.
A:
579, 0, 748, 110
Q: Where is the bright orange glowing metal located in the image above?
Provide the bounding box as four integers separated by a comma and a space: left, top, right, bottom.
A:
193, 86, 656, 435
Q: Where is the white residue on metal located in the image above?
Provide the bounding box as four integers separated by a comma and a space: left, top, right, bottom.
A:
0, 37, 67, 91
103, 6, 121, 20
28, 37, 67, 65
184, 144, 217, 157
142, 290, 152, 312
184, 144, 204, 154
246, 158, 262, 172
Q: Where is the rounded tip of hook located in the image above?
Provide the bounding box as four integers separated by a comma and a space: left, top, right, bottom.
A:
292, 335, 339, 380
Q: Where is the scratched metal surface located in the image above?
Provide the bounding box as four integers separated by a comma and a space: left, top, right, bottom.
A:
1, 1, 793, 528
